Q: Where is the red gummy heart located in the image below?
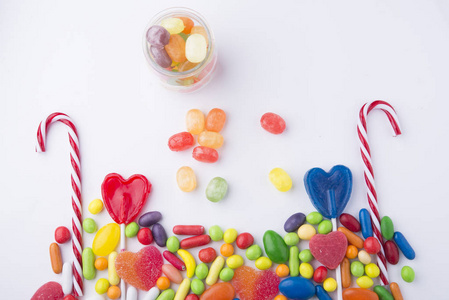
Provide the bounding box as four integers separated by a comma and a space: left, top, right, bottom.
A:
115, 246, 163, 291
309, 231, 348, 269
101, 173, 151, 224
231, 266, 280, 300
31, 281, 63, 300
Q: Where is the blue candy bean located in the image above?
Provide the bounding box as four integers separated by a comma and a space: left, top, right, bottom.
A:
394, 231, 415, 260
279, 277, 315, 299
360, 208, 373, 239
316, 285, 332, 300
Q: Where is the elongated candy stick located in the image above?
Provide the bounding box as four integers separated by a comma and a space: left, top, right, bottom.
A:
357, 101, 402, 285
36, 112, 83, 297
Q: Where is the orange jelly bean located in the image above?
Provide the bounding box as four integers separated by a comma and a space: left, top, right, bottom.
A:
198, 131, 224, 149
220, 243, 234, 257
205, 108, 226, 132
179, 17, 194, 34
346, 245, 358, 259
390, 282, 404, 300
157, 276, 171, 290
276, 264, 290, 277
107, 285, 121, 299
338, 227, 364, 249
342, 288, 379, 300
49, 243, 63, 274
200, 282, 235, 300
95, 257, 108, 271
341, 258, 351, 288
165, 34, 187, 63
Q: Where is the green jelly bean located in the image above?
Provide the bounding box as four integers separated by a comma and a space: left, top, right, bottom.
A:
263, 230, 289, 264
125, 222, 139, 238
82, 247, 96, 280
178, 32, 188, 41
195, 263, 209, 280
289, 246, 300, 277
299, 249, 314, 263
351, 261, 365, 277
83, 218, 97, 233
156, 289, 175, 300
401, 266, 415, 282
166, 236, 180, 253
306, 212, 323, 225
381, 216, 394, 240
373, 285, 394, 300
317, 220, 333, 234
219, 267, 234, 282
284, 232, 299, 246
191, 278, 205, 295
246, 244, 262, 260
209, 225, 224, 241
206, 177, 228, 202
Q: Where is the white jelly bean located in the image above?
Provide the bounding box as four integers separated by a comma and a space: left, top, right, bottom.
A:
62, 262, 73, 295
127, 286, 138, 300
143, 287, 160, 300
186, 34, 208, 63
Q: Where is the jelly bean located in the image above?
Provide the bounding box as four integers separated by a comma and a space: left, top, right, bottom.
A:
284, 212, 306, 232
317, 220, 333, 234
226, 255, 244, 269
178, 60, 198, 72
381, 216, 394, 240
350, 261, 364, 277
107, 286, 121, 300
339, 213, 361, 232
323, 277, 337, 292
338, 227, 363, 248
162, 264, 183, 284
186, 294, 199, 300
289, 246, 299, 276
315, 285, 332, 300
364, 236, 381, 254
83, 218, 97, 233
223, 228, 238, 243
206, 177, 228, 202
373, 285, 394, 300
198, 131, 223, 149
401, 266, 415, 282
156, 289, 175, 300
139, 211, 163, 227
365, 263, 380, 278
199, 247, 217, 263
205, 108, 226, 132
108, 251, 120, 285
144, 288, 160, 300
341, 257, 351, 288
357, 250, 372, 265
357, 276, 373, 289
284, 232, 299, 246
346, 245, 358, 259
163, 251, 186, 271
192, 146, 219, 163
190, 26, 208, 43
93, 223, 120, 256
125, 222, 139, 238
276, 264, 290, 277
173, 225, 204, 235
263, 230, 289, 263
384, 240, 399, 265
95, 278, 109, 294
174, 278, 190, 300
260, 112, 286, 134
177, 166, 197, 192
306, 212, 323, 224
219, 267, 234, 282
95, 257, 108, 271
146, 25, 170, 47
390, 282, 404, 300
138, 228, 154, 245
153, 223, 167, 247
55, 226, 71, 244
62, 262, 73, 294
343, 288, 379, 300
88, 199, 104, 215
299, 262, 314, 279
157, 277, 171, 290
394, 231, 415, 260
236, 233, 254, 249
206, 256, 225, 285
209, 225, 224, 241
245, 244, 262, 260
165, 34, 187, 63
49, 243, 63, 274
151, 46, 172, 68
298, 224, 316, 240
200, 282, 235, 300
195, 263, 209, 280
220, 243, 234, 257
186, 34, 208, 63
186, 109, 205, 134
313, 266, 327, 283
269, 168, 292, 192
168, 132, 195, 151
82, 247, 96, 280
359, 208, 373, 238
278, 277, 315, 299
299, 249, 314, 263
161, 18, 185, 34
181, 235, 211, 249
166, 236, 180, 253
191, 278, 205, 295
255, 256, 272, 270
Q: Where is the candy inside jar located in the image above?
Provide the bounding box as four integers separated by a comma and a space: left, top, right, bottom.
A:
143, 8, 217, 93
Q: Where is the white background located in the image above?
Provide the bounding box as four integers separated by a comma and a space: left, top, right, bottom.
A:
1, 0, 448, 299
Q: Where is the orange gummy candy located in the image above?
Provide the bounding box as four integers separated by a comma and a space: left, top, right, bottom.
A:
343, 288, 379, 300
200, 282, 235, 300
231, 266, 279, 300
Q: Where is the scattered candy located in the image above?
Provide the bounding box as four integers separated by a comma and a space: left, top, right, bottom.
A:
200, 282, 235, 300
83, 218, 97, 233
205, 108, 226, 132
177, 249, 196, 278
284, 232, 299, 246
341, 258, 351, 288
364, 236, 381, 254
342, 288, 378, 300
181, 234, 211, 249
108, 251, 120, 286
169, 132, 195, 151
174, 278, 190, 300
177, 166, 197, 192
107, 285, 121, 299
126, 222, 139, 238
127, 286, 138, 300
297, 224, 316, 240
313, 266, 328, 283
54, 226, 71, 244
195, 263, 209, 280
161, 18, 185, 35
206, 177, 228, 202
338, 227, 364, 249
95, 278, 109, 294
146, 25, 170, 47
167, 236, 180, 252
357, 250, 372, 264
139, 211, 163, 227
209, 225, 224, 241
390, 282, 404, 300
315, 285, 332, 300
356, 276, 374, 289
255, 256, 272, 270
220, 243, 234, 257
223, 228, 238, 243
88, 199, 104, 215
384, 240, 399, 265
206, 256, 225, 285
278, 277, 315, 300
269, 168, 292, 192
144, 287, 161, 300
306, 212, 323, 224
263, 230, 289, 264
299, 262, 314, 279
284, 212, 306, 232
351, 261, 365, 277
162, 264, 183, 284
49, 243, 62, 274
191, 278, 205, 294
153, 223, 168, 247
31, 282, 64, 300
373, 285, 394, 300
245, 244, 262, 260
309, 231, 347, 269
260, 113, 286, 134
276, 264, 290, 277
299, 249, 314, 263
163, 251, 186, 271
219, 268, 235, 282
323, 277, 337, 292
339, 213, 361, 232
199, 247, 217, 263
92, 223, 120, 256
186, 109, 205, 134
157, 289, 175, 300
226, 254, 244, 269
138, 228, 154, 245
394, 231, 415, 260
381, 216, 394, 240
165, 34, 187, 63
192, 146, 219, 163
317, 220, 333, 234
346, 245, 358, 259
198, 131, 224, 149
401, 266, 415, 282
95, 257, 108, 271
365, 263, 380, 278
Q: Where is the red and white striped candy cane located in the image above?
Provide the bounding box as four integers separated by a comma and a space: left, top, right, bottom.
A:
357, 101, 402, 285
36, 112, 83, 297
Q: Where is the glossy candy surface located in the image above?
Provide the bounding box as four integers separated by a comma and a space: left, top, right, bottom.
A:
356, 276, 374, 288
195, 263, 209, 280
205, 108, 226, 132
309, 231, 347, 269
162, 264, 183, 284
168, 132, 195, 151
181, 235, 211, 249
350, 261, 364, 277
174, 225, 204, 235
55, 226, 71, 244
381, 216, 394, 240
394, 231, 415, 260
306, 212, 323, 224
206, 256, 224, 285
206, 177, 228, 202
401, 266, 415, 282
276, 264, 289, 277
163, 251, 186, 271
208, 225, 223, 241
95, 257, 108, 271
191, 278, 205, 294
146, 25, 170, 47
108, 251, 120, 285
153, 223, 167, 247
359, 208, 373, 238
313, 266, 328, 283
384, 240, 399, 265
186, 34, 208, 63
49, 243, 62, 274
284, 232, 299, 245
192, 146, 218, 163
284, 212, 306, 232
83, 218, 97, 233
263, 230, 289, 264
186, 109, 205, 135
165, 34, 186, 63
278, 277, 315, 300
338, 227, 364, 249
299, 263, 314, 279
297, 224, 316, 240
178, 249, 196, 278
269, 168, 292, 192
289, 246, 299, 276
82, 248, 96, 280
341, 258, 351, 288
151, 46, 172, 68
92, 223, 120, 256
199, 247, 217, 263
179, 17, 194, 34
342, 288, 379, 300
317, 220, 333, 234
364, 237, 381, 254
126, 222, 139, 238
365, 263, 380, 278
167, 236, 180, 253
389, 282, 404, 300
255, 257, 272, 270
236, 233, 254, 249
161, 18, 185, 34
231, 266, 280, 300
198, 131, 223, 149
138, 228, 154, 245
315, 285, 332, 300
88, 199, 104, 215
177, 166, 197, 192
245, 245, 262, 260
260, 113, 286, 134
339, 213, 361, 232
226, 255, 244, 269
139, 211, 162, 227
373, 286, 394, 300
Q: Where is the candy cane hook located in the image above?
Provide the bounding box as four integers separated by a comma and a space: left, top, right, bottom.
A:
36, 112, 83, 297
357, 100, 402, 285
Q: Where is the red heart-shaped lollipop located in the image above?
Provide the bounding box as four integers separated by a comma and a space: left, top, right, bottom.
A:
101, 173, 151, 225
309, 231, 348, 269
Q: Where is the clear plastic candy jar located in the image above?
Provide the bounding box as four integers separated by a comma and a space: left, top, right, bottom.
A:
143, 7, 218, 93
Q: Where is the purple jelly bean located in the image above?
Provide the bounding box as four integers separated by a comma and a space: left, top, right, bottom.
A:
150, 46, 172, 68
146, 25, 170, 47
284, 212, 306, 232
139, 211, 162, 227
152, 223, 167, 247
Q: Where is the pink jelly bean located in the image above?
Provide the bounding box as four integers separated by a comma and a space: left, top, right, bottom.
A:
260, 112, 286, 134
168, 132, 195, 152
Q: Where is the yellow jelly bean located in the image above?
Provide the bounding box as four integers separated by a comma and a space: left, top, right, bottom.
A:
206, 256, 224, 286
356, 275, 374, 288
176, 166, 197, 192
108, 251, 120, 285
186, 109, 205, 135
299, 263, 314, 279
223, 228, 238, 244
198, 131, 224, 149
297, 224, 316, 240
323, 277, 337, 292
92, 223, 120, 256
255, 257, 272, 270
186, 34, 208, 63
226, 255, 244, 269
88, 199, 104, 214
358, 250, 372, 264
269, 168, 293, 192
161, 18, 185, 34
174, 278, 190, 300
95, 278, 110, 294
365, 263, 380, 278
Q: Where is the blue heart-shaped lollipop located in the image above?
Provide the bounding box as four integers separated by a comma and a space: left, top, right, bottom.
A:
304, 165, 353, 219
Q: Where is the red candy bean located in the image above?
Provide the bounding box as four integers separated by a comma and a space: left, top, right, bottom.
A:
63, 296, 77, 300
339, 213, 361, 232
55, 226, 71, 244
235, 232, 254, 249
198, 247, 217, 263
180, 235, 211, 249
192, 146, 219, 163
137, 228, 153, 245
163, 250, 186, 271
173, 225, 204, 235
384, 240, 400, 265
186, 295, 200, 300
260, 112, 286, 134
168, 132, 195, 152
364, 237, 381, 254
313, 266, 328, 283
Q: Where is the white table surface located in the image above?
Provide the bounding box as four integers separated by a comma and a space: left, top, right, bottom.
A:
1, 0, 448, 298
